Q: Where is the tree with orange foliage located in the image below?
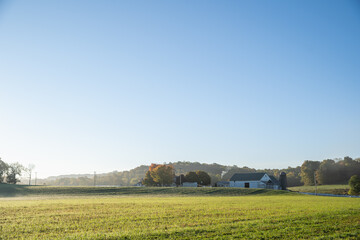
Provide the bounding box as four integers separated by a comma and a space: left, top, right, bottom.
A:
149, 163, 159, 171
142, 164, 175, 187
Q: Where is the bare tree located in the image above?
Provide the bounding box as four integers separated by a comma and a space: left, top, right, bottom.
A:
25, 164, 35, 185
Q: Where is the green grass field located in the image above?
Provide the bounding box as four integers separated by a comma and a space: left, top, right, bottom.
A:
289, 185, 350, 195
0, 185, 359, 239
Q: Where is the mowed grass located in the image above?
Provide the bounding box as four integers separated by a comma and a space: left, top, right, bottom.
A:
0, 194, 359, 239
289, 185, 350, 195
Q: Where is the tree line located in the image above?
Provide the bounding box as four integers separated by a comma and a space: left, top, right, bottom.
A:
180, 170, 211, 186
141, 163, 211, 186
44, 165, 149, 186
18, 157, 359, 187
300, 156, 360, 185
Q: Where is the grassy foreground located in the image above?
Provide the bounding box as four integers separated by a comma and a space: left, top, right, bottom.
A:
0, 187, 359, 239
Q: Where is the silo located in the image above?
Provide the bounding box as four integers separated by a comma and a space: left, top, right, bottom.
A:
279, 172, 287, 190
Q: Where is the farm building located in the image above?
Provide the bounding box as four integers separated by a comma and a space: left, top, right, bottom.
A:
228, 172, 282, 190
182, 182, 198, 187
215, 181, 230, 187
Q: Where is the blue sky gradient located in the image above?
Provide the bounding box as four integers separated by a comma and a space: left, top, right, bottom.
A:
1, 1, 359, 177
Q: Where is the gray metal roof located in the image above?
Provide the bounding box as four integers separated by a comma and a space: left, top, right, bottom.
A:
269, 175, 280, 185
230, 172, 267, 181
217, 181, 230, 184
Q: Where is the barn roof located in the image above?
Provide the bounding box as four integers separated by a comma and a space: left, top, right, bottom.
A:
230, 172, 267, 181
269, 175, 280, 185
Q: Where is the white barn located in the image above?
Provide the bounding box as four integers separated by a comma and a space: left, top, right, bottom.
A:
229, 172, 280, 190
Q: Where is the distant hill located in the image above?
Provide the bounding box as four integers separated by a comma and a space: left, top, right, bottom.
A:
30, 161, 302, 187
45, 174, 94, 181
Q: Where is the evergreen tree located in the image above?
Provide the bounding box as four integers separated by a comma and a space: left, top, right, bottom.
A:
348, 175, 360, 195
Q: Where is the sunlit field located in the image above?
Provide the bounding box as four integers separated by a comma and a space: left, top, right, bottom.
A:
0, 187, 359, 239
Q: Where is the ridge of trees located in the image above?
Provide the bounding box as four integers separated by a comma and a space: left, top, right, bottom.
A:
8, 156, 359, 187
38, 161, 302, 186
141, 164, 212, 187
300, 157, 360, 185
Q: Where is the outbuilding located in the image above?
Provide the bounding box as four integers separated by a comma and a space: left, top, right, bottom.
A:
215, 181, 230, 187
182, 182, 198, 187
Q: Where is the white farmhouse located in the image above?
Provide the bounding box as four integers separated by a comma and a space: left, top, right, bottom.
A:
229, 172, 280, 190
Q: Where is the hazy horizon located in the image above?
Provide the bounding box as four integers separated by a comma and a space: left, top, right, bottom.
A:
1, 1, 359, 178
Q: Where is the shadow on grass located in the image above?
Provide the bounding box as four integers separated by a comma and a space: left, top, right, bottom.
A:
0, 183, 32, 197
0, 184, 297, 198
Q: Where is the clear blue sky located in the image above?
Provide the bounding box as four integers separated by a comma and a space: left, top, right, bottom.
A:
1, 0, 359, 178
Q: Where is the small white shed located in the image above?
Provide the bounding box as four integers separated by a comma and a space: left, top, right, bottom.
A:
182, 182, 198, 187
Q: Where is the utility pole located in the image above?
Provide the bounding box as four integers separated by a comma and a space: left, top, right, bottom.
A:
94, 171, 96, 187
35, 172, 37, 186
179, 168, 182, 186
314, 171, 317, 196
27, 164, 35, 186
